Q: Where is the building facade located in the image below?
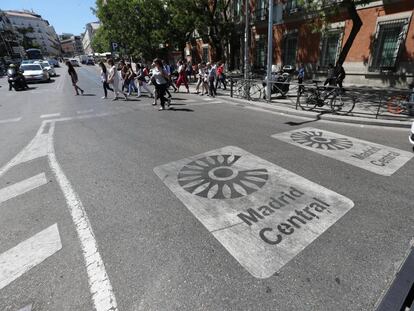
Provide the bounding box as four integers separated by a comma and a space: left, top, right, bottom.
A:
82, 22, 100, 55
185, 0, 413, 87
60, 35, 84, 57
0, 10, 24, 59
5, 10, 61, 57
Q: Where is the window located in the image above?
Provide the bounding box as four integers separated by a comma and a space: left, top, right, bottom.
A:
233, 0, 242, 22
255, 36, 266, 68
283, 34, 297, 66
202, 46, 209, 63
255, 0, 267, 21
371, 18, 409, 70
320, 31, 341, 67
285, 0, 299, 13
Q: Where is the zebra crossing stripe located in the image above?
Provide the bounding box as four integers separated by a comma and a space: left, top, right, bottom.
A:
0, 173, 47, 205
0, 224, 62, 290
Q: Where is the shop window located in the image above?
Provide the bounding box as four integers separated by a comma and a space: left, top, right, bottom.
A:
283, 34, 297, 66
371, 18, 409, 70
320, 31, 342, 67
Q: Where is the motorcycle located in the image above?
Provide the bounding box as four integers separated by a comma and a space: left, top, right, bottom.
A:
262, 65, 295, 99
7, 68, 28, 91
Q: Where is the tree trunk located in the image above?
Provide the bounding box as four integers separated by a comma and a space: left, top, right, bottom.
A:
335, 0, 362, 67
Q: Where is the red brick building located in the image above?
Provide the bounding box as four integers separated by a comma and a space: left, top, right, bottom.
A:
186, 0, 413, 87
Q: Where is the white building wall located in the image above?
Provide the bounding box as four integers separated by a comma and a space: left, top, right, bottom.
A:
6, 11, 61, 57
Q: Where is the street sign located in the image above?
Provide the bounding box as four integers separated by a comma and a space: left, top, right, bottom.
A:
111, 42, 119, 52
272, 127, 414, 176
154, 146, 354, 278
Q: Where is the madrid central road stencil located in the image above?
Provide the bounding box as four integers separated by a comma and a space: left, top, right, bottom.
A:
272, 127, 413, 176
154, 146, 354, 278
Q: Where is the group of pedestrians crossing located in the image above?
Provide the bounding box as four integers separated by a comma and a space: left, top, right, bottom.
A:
66, 57, 228, 110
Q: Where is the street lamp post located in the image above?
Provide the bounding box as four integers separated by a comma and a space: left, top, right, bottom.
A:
266, 0, 274, 101
244, 0, 249, 80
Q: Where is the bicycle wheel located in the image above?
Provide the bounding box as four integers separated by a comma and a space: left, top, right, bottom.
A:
298, 89, 318, 111
233, 81, 243, 98
330, 91, 356, 114
248, 83, 262, 101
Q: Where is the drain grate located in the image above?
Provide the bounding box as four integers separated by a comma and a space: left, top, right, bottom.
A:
376, 247, 414, 311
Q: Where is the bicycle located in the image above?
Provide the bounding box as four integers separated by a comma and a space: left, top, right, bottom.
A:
232, 78, 262, 101
298, 80, 355, 114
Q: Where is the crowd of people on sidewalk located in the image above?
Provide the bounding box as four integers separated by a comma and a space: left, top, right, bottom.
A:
66, 57, 228, 111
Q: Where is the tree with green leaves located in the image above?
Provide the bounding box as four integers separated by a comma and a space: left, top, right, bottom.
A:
93, 0, 172, 61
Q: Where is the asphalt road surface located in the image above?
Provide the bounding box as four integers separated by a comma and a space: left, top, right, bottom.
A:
0, 65, 413, 311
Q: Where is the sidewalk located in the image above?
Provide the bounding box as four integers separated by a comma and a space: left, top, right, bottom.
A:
184, 80, 413, 128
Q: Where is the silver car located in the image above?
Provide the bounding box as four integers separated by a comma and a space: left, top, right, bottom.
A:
20, 64, 50, 82
35, 60, 56, 77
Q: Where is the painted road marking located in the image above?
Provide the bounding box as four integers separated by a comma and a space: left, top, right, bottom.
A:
154, 146, 354, 278
272, 127, 413, 176
47, 122, 118, 311
76, 109, 94, 114
40, 113, 61, 119
0, 173, 47, 205
0, 224, 62, 290
0, 117, 22, 124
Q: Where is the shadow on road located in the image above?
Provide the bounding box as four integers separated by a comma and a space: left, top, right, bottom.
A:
81, 94, 96, 97
285, 112, 326, 126
168, 107, 194, 112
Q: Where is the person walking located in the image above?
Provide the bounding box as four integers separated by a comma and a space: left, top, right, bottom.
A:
99, 61, 113, 99
215, 62, 227, 90
162, 60, 173, 98
66, 60, 84, 95
175, 60, 189, 93
107, 59, 127, 101
207, 62, 217, 97
136, 63, 153, 97
151, 58, 171, 111
297, 63, 305, 93
126, 63, 137, 96
195, 62, 208, 95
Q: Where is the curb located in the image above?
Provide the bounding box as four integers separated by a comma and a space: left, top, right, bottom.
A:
212, 93, 413, 129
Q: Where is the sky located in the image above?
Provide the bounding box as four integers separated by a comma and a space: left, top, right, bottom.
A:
1, 0, 98, 35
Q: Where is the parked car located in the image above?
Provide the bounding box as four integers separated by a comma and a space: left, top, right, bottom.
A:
35, 60, 56, 77
86, 58, 95, 65
20, 64, 50, 82
70, 59, 80, 67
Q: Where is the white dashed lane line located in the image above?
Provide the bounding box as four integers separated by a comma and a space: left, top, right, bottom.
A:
40, 113, 61, 119
0, 224, 62, 290
0, 173, 48, 205
0, 117, 22, 124
76, 109, 94, 114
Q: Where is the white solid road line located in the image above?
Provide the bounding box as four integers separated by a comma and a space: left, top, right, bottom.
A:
0, 173, 47, 205
0, 117, 22, 124
0, 224, 62, 290
40, 113, 61, 119
76, 109, 94, 114
47, 122, 118, 311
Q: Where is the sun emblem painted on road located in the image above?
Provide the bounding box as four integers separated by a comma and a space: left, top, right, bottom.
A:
290, 130, 353, 150
177, 154, 268, 199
